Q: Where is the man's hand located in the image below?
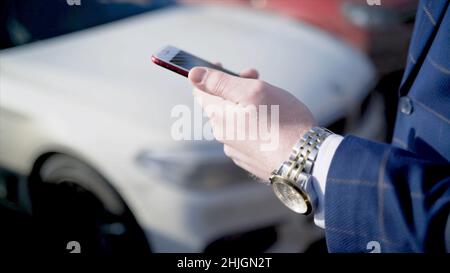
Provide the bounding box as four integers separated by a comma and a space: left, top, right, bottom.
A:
189, 67, 315, 181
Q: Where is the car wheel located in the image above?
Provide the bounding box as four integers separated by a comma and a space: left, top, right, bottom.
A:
30, 154, 150, 255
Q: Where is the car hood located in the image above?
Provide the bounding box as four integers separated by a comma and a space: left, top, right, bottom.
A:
0, 5, 375, 141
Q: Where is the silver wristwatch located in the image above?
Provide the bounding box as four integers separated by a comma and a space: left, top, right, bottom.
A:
269, 127, 332, 214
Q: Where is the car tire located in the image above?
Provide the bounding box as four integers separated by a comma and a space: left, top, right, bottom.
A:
30, 154, 150, 255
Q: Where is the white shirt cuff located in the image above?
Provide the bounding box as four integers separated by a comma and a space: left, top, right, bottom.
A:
307, 134, 344, 229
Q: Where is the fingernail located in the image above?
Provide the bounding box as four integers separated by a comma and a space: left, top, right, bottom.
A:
190, 68, 207, 84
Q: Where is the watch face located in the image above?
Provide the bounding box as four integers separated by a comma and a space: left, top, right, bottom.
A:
272, 179, 311, 214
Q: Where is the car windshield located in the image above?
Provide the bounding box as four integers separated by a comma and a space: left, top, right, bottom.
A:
0, 0, 175, 49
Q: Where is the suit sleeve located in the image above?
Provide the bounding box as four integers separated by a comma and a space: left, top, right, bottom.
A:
324, 135, 450, 253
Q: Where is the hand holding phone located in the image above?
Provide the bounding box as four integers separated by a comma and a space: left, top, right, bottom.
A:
152, 45, 239, 77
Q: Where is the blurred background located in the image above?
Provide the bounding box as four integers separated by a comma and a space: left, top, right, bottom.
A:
0, 0, 417, 254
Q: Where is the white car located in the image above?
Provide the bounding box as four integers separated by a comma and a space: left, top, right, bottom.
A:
0, 1, 375, 253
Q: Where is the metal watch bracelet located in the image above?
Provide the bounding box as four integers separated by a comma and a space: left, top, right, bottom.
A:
269, 127, 333, 214
287, 127, 332, 181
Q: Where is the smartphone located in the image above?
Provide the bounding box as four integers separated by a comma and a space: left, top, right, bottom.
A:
152, 45, 239, 77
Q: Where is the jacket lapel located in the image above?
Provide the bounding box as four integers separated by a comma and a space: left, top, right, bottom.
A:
399, 0, 449, 95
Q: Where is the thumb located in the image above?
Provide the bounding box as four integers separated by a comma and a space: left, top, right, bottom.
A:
189, 67, 253, 103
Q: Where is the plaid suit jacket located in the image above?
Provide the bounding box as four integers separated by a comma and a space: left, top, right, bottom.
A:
324, 0, 450, 253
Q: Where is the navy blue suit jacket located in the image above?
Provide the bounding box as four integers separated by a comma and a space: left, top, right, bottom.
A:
325, 0, 450, 252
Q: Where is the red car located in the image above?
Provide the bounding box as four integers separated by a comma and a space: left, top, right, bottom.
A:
179, 0, 417, 74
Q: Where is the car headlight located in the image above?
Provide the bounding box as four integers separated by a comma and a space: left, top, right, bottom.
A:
135, 143, 253, 190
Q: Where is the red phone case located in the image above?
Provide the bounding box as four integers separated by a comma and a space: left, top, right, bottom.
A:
152, 55, 189, 77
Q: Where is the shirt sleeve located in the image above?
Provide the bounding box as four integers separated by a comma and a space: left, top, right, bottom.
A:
307, 134, 344, 229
